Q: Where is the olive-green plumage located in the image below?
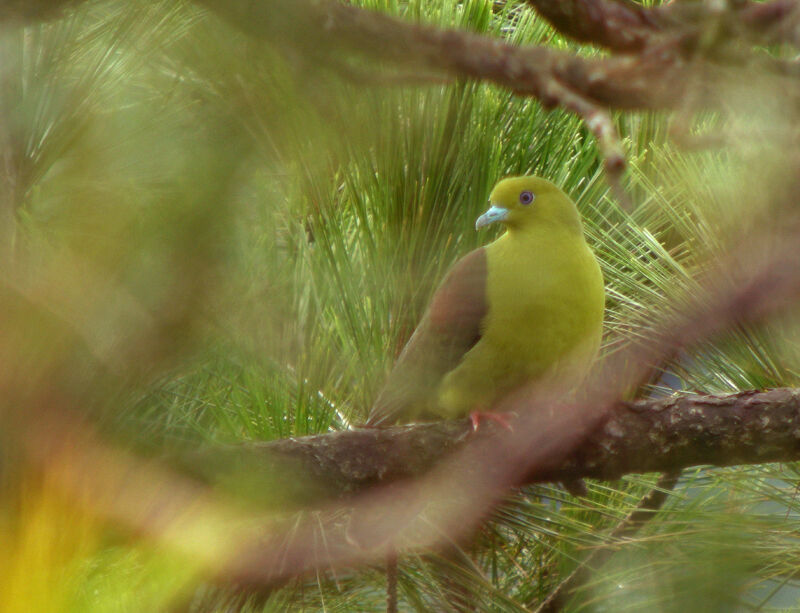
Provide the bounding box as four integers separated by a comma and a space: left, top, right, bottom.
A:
367, 176, 604, 426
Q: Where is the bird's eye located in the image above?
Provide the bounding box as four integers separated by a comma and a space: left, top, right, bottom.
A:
519, 191, 535, 205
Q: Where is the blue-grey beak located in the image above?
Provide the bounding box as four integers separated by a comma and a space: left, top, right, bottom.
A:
475, 204, 509, 230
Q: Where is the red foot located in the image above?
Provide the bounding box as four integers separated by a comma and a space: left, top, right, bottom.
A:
469, 410, 517, 432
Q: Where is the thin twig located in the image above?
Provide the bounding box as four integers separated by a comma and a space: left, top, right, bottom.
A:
534, 471, 682, 613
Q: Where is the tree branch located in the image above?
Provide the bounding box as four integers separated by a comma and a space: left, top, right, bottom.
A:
526, 0, 800, 51
192, 389, 800, 505
8, 0, 799, 190
524, 0, 665, 52
192, 0, 800, 192
196, 0, 697, 110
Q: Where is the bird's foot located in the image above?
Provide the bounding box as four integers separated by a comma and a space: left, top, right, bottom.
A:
469, 410, 517, 432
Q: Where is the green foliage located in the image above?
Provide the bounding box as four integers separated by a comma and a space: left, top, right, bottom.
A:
2, 0, 800, 612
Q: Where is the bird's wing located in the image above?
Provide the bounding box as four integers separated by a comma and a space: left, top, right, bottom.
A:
367, 248, 488, 426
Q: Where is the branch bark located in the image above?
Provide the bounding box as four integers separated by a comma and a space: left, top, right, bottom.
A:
525, 0, 800, 51
196, 0, 698, 110
192, 0, 800, 187
191, 388, 800, 505
6, 0, 800, 187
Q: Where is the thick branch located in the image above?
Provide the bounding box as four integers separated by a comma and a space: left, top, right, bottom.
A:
544, 388, 800, 481
6, 0, 796, 114
525, 0, 665, 52
9, 0, 799, 186
191, 0, 800, 185
526, 0, 800, 51
193, 389, 800, 505
198, 0, 691, 111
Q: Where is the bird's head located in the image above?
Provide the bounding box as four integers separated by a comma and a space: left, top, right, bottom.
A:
476, 176, 582, 233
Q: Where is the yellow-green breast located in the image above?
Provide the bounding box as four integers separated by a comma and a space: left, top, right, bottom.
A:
367, 176, 604, 425
435, 181, 605, 417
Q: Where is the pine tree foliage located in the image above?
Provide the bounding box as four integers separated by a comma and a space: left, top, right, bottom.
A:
1, 1, 799, 612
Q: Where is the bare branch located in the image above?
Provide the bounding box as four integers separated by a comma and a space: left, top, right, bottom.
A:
192, 0, 800, 187
7, 0, 797, 189
526, 0, 800, 51
192, 389, 800, 503
524, 0, 664, 52
4, 0, 799, 186
197, 0, 697, 110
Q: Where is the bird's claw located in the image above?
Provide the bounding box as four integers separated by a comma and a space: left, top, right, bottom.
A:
469, 410, 517, 432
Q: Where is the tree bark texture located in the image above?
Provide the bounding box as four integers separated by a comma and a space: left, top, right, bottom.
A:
195, 389, 800, 507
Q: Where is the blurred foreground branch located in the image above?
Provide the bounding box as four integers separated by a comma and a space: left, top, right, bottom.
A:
202, 388, 800, 502
194, 0, 800, 110
3, 0, 800, 599
17, 210, 800, 591
195, 0, 800, 185
6, 0, 800, 186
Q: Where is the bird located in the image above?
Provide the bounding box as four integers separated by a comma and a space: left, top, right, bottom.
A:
366, 175, 604, 428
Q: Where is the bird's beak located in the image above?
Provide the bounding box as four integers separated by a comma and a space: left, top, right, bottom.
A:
475, 204, 509, 230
